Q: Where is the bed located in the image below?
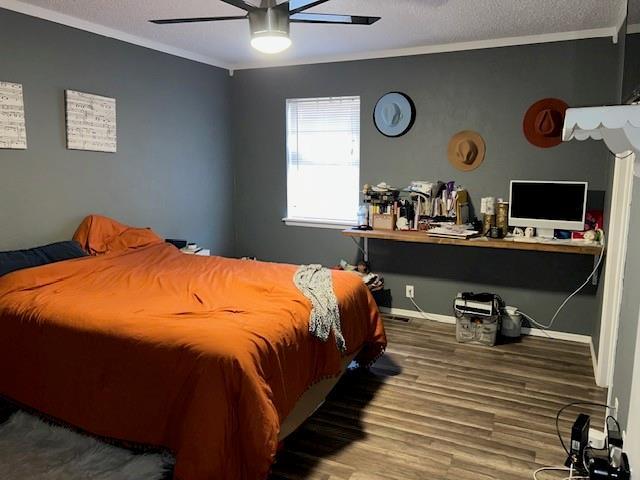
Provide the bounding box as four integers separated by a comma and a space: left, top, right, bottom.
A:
0, 216, 386, 480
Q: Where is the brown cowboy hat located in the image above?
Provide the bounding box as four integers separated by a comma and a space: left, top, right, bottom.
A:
448, 130, 486, 172
523, 98, 568, 148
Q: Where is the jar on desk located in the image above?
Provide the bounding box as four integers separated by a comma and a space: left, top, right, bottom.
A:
496, 202, 509, 238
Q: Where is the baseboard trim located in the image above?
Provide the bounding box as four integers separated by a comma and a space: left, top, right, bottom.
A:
380, 306, 456, 325
379, 306, 592, 345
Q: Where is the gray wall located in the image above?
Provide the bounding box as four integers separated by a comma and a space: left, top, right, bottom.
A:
232, 38, 620, 336
622, 33, 640, 102
0, 8, 234, 255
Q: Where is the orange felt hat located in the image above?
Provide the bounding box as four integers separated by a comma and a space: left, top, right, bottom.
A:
523, 98, 569, 148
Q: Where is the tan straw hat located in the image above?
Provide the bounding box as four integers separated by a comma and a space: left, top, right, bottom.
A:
447, 130, 486, 172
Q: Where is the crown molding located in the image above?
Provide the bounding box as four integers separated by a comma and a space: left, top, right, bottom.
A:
0, 0, 231, 70
0, 0, 620, 72
231, 27, 618, 70
628, 23, 640, 34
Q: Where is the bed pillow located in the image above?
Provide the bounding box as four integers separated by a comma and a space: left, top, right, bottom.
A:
73, 215, 163, 256
0, 241, 88, 277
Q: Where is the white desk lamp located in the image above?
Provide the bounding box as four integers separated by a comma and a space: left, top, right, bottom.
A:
562, 104, 640, 177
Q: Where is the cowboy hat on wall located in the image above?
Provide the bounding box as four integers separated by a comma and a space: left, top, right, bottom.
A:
373, 92, 416, 138
523, 98, 569, 148
448, 130, 486, 172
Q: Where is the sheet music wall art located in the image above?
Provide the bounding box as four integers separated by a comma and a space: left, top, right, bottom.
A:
0, 81, 28, 150
65, 90, 117, 153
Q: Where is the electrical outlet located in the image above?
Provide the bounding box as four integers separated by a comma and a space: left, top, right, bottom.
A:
405, 285, 415, 299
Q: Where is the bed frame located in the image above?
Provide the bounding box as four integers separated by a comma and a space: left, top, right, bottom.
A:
279, 351, 357, 440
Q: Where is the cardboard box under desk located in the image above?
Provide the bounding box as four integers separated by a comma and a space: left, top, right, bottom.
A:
372, 213, 396, 230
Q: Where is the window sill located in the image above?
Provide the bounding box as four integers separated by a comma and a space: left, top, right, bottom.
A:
282, 218, 357, 230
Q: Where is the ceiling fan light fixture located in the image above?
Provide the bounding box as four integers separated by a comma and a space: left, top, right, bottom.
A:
150, 0, 381, 56
249, 6, 291, 54
251, 33, 291, 54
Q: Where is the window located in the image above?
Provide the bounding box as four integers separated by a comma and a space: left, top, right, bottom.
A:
286, 96, 360, 226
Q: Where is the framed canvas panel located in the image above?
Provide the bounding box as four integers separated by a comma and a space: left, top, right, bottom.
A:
0, 81, 27, 150
65, 90, 116, 153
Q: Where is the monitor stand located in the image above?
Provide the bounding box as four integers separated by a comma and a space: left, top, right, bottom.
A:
536, 228, 555, 239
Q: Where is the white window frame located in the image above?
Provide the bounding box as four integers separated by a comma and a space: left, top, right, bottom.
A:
283, 96, 360, 229
282, 217, 356, 229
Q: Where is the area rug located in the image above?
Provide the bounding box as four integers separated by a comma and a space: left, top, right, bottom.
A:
0, 411, 174, 480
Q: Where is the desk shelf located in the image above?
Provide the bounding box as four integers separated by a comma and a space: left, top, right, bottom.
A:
342, 229, 603, 257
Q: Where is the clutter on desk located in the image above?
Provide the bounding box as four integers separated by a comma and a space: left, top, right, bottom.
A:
337, 260, 384, 292
511, 209, 604, 243
427, 224, 479, 239
358, 182, 604, 244
372, 213, 396, 230
496, 201, 509, 234
361, 180, 471, 232
479, 196, 509, 238
370, 182, 398, 193
571, 210, 604, 241
360, 182, 401, 230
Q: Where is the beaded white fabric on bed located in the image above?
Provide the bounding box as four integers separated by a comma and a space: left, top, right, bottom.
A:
294, 264, 345, 353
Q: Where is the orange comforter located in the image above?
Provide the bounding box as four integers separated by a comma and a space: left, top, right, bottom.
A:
0, 243, 386, 479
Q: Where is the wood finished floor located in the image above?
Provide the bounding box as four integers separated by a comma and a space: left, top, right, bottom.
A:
269, 314, 607, 480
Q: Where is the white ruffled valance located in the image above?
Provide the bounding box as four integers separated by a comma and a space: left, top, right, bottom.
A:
563, 105, 640, 177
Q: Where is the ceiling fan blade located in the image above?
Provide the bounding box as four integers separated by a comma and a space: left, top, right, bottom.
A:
288, 0, 332, 15
290, 12, 381, 25
150, 15, 247, 24
219, 0, 256, 11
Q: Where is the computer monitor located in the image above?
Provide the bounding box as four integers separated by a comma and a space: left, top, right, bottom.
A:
508, 180, 588, 237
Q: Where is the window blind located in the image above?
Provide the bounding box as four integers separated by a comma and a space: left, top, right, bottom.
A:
286, 96, 360, 223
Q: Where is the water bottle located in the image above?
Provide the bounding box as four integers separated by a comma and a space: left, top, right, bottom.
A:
357, 205, 368, 227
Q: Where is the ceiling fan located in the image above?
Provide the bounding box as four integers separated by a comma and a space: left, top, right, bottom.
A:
150, 0, 381, 54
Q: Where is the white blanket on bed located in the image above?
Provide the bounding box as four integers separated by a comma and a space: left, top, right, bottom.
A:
294, 264, 345, 353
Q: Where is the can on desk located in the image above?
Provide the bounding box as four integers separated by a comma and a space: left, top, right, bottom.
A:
482, 214, 495, 235
496, 202, 509, 238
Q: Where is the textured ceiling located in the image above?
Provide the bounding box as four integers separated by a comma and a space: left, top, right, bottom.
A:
4, 0, 627, 69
